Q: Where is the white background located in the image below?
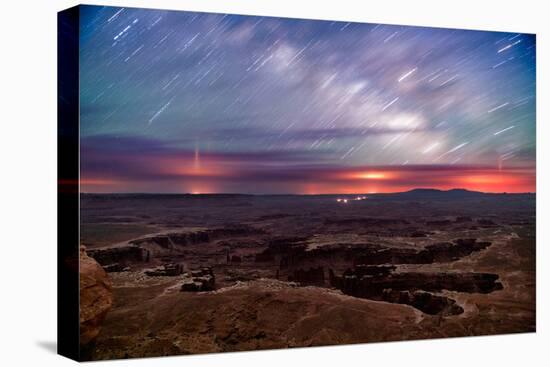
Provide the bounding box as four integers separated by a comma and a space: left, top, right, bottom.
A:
0, 0, 548, 365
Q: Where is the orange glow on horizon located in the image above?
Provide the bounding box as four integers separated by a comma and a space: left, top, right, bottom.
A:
78, 164, 535, 194
187, 182, 219, 194
358, 172, 388, 180
455, 172, 533, 193
343, 170, 395, 181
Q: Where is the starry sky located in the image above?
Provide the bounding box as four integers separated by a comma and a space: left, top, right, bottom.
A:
79, 5, 536, 194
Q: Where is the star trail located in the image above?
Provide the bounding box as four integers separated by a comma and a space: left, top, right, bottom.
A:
79, 5, 536, 194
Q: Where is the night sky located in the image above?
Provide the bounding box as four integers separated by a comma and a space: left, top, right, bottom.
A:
79, 5, 536, 194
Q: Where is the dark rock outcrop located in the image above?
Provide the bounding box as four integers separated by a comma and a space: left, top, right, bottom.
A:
88, 246, 150, 267
382, 289, 464, 315
410, 230, 429, 237
254, 236, 309, 264
354, 239, 492, 265
345, 264, 396, 277
422, 238, 491, 263
332, 269, 503, 296
180, 267, 216, 292
144, 263, 184, 277
382, 289, 464, 316
254, 252, 275, 262
288, 266, 325, 286
256, 237, 491, 270
330, 265, 502, 314
477, 219, 497, 226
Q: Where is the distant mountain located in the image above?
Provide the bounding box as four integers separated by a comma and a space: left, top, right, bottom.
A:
407, 188, 483, 195
377, 188, 490, 200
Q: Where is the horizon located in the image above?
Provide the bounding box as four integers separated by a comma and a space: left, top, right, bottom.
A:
79, 6, 535, 194
79, 187, 536, 196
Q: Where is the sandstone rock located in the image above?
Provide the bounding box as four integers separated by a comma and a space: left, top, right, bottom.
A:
80, 246, 113, 347
180, 267, 215, 292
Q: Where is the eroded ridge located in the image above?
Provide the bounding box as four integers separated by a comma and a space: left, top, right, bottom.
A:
329, 265, 503, 315
87, 227, 503, 316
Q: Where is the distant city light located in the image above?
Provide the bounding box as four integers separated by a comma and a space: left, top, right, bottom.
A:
336, 196, 367, 203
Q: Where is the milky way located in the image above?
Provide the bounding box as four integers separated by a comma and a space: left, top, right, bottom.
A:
78, 5, 536, 194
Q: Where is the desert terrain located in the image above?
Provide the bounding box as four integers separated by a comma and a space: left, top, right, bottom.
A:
79, 189, 535, 360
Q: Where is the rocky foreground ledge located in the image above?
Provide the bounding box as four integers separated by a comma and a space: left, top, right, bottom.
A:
79, 246, 113, 355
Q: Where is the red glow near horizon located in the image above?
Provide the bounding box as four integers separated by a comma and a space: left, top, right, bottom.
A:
79, 162, 535, 194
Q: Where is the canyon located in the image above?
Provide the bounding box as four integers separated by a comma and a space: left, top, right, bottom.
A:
78, 190, 535, 360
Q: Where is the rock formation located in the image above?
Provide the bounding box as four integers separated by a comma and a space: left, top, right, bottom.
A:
129, 225, 265, 249
255, 237, 492, 270
144, 263, 184, 277
88, 245, 150, 267
352, 238, 492, 265
180, 267, 216, 292
329, 265, 502, 314
382, 289, 464, 315
332, 267, 502, 296
79, 246, 113, 348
